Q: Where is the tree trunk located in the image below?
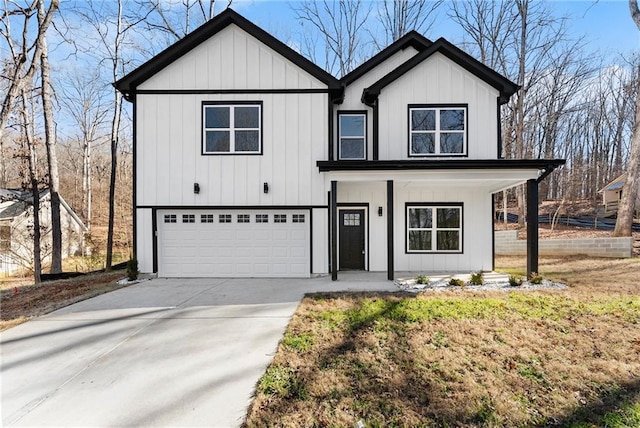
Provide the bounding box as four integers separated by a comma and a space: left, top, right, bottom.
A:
613, 63, 640, 236
38, 0, 62, 273
20, 89, 42, 284
614, 0, 640, 236
106, 0, 124, 270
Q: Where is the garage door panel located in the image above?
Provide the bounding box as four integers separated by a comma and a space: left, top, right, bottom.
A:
158, 210, 310, 277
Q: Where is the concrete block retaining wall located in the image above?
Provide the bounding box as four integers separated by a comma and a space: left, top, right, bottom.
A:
495, 230, 633, 258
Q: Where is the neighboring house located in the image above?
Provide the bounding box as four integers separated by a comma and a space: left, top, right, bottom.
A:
599, 174, 640, 217
115, 9, 564, 279
0, 189, 87, 276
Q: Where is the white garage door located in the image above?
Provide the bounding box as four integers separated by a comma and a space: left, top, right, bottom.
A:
157, 210, 310, 277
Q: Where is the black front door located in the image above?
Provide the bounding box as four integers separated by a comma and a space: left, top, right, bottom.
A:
339, 209, 365, 270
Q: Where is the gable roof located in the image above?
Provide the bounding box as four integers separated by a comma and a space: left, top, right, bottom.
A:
340, 31, 432, 85
0, 188, 87, 231
599, 174, 627, 193
361, 37, 520, 105
114, 8, 341, 98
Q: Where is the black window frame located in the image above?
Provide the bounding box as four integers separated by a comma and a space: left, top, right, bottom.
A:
407, 104, 468, 157
405, 203, 464, 254
337, 110, 367, 160
202, 101, 263, 156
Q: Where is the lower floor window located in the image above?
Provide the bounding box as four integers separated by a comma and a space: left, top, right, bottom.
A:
406, 204, 462, 253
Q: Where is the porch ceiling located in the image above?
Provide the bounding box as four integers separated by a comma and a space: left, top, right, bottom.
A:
325, 169, 540, 193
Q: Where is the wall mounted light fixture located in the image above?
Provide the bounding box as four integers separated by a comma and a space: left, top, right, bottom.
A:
263, 182, 269, 194
194, 183, 200, 194
378, 206, 383, 216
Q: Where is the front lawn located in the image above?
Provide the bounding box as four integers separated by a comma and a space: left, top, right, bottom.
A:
245, 256, 640, 427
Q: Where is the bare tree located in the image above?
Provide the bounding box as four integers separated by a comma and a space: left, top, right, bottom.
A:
58, 69, 109, 231
613, 0, 640, 236
376, 0, 443, 47
292, 0, 373, 77
19, 87, 43, 283
36, 0, 62, 273
0, 0, 59, 188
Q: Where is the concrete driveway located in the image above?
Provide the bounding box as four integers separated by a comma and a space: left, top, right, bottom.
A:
1, 274, 397, 427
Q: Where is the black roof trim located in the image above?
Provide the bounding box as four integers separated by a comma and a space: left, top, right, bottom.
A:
317, 159, 565, 172
114, 9, 341, 97
340, 31, 432, 86
362, 37, 520, 106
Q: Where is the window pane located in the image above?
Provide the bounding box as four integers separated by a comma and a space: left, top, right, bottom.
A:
205, 131, 230, 152
437, 231, 459, 251
340, 138, 365, 159
235, 106, 259, 128
205, 107, 229, 128
411, 133, 434, 154
409, 208, 432, 228
437, 208, 460, 228
235, 130, 259, 151
440, 109, 465, 130
440, 133, 464, 153
340, 115, 364, 137
411, 109, 435, 131
409, 230, 431, 251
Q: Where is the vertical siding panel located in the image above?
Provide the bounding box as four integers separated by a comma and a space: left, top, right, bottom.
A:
209, 38, 222, 88
285, 95, 299, 204
136, 208, 153, 273
272, 57, 285, 88
261, 95, 274, 205
220, 30, 234, 87
298, 94, 312, 205
259, 46, 273, 88
169, 96, 183, 204
233, 27, 247, 88
271, 96, 286, 205
246, 39, 259, 88
312, 208, 328, 274
146, 96, 159, 205
234, 157, 248, 204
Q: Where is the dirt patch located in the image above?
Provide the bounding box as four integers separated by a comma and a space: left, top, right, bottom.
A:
0, 271, 129, 331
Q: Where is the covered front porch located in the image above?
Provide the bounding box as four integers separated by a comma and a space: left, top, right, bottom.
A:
319, 160, 565, 281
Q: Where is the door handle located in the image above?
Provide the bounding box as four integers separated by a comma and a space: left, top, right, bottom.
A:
362, 250, 365, 254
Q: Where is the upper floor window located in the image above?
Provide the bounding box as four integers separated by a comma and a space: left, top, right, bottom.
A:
203, 102, 262, 155
338, 112, 366, 160
409, 105, 467, 156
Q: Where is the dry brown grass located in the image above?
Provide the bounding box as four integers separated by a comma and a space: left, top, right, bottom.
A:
0, 271, 128, 331
245, 256, 640, 427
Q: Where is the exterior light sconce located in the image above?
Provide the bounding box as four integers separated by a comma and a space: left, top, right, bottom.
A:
263, 182, 269, 194
194, 183, 200, 194
378, 206, 383, 216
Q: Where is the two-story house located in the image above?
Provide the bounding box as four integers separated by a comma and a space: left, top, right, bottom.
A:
115, 9, 564, 280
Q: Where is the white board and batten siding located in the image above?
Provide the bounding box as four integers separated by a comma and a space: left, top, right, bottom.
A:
134, 23, 332, 277
337, 180, 494, 272
136, 93, 327, 207
337, 47, 420, 159
138, 24, 327, 91
378, 52, 500, 160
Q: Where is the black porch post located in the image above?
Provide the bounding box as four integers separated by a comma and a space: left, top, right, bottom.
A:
387, 180, 394, 280
526, 179, 539, 278
331, 180, 338, 281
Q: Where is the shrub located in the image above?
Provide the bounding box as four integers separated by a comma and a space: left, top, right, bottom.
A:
415, 274, 430, 285
126, 258, 139, 281
469, 271, 484, 285
448, 277, 465, 287
508, 274, 524, 287
529, 272, 543, 285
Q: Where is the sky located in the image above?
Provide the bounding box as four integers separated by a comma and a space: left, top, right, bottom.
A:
228, 0, 639, 63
